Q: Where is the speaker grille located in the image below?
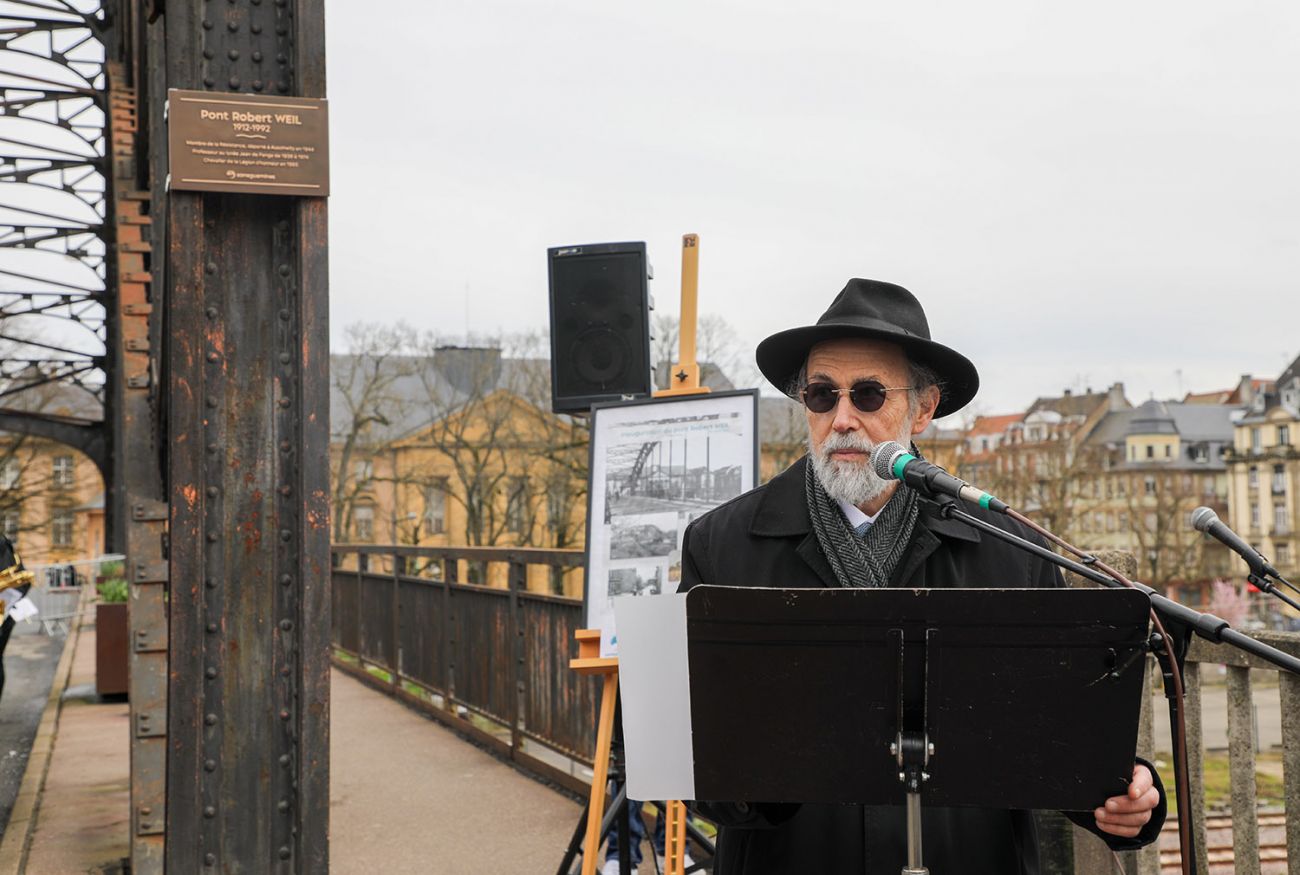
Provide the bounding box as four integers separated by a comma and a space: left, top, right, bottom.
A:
548, 243, 651, 413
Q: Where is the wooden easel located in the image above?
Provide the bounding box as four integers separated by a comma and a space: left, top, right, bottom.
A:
571, 234, 710, 875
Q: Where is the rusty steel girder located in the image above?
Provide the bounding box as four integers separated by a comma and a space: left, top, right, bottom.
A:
156, 2, 330, 872
96, 0, 332, 871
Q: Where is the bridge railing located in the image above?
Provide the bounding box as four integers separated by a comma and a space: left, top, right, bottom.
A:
1152, 633, 1299, 875
330, 544, 598, 793
332, 544, 1300, 871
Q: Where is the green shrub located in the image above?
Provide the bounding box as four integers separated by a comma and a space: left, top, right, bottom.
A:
98, 578, 129, 603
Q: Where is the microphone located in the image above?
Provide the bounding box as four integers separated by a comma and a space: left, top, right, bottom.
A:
871, 441, 1008, 513
1189, 506, 1282, 580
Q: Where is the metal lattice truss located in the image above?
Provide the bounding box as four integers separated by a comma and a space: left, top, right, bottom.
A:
0, 0, 106, 418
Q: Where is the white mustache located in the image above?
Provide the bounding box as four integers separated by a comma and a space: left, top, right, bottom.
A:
819, 432, 876, 456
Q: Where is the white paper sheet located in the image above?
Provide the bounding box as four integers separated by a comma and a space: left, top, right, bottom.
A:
613, 592, 695, 801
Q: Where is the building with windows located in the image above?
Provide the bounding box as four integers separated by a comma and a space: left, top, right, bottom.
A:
1078, 399, 1239, 604
0, 378, 105, 566
1226, 353, 1299, 596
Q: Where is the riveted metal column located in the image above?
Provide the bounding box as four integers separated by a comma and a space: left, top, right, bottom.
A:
163, 1, 328, 872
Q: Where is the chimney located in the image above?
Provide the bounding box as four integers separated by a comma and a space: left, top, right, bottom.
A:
1062, 388, 1072, 398
1108, 382, 1128, 411
434, 346, 503, 395
1236, 373, 1254, 404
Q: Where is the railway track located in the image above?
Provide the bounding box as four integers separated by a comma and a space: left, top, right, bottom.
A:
1159, 813, 1289, 873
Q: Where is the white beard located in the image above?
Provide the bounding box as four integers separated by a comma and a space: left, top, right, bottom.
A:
807, 424, 915, 508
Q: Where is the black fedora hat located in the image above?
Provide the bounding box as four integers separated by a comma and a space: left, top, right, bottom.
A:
756, 278, 979, 418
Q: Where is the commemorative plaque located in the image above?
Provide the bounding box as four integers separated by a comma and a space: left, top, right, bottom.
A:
167, 89, 329, 197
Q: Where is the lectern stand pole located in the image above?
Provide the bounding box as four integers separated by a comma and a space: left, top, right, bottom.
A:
903, 791, 927, 875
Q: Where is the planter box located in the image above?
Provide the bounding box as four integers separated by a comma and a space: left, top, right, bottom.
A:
95, 602, 128, 696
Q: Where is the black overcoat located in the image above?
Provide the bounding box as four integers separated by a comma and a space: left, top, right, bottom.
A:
678, 457, 1166, 875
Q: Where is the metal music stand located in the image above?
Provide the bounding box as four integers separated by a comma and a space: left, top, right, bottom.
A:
683, 586, 1152, 875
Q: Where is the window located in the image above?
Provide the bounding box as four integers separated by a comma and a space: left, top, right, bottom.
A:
506, 477, 528, 535
981, 438, 989, 452
1280, 425, 1291, 447
1278, 542, 1291, 567
1249, 466, 1259, 488
1251, 427, 1262, 453
353, 505, 374, 542
424, 480, 447, 535
1119, 511, 1129, 530
1144, 476, 1156, 495
0, 460, 17, 490
1128, 445, 1136, 461
1, 509, 17, 540
1146, 445, 1154, 459
1164, 445, 1172, 458
51, 507, 73, 547
1275, 504, 1289, 532
1273, 465, 1286, 494
52, 455, 74, 490
1250, 503, 1260, 527
546, 478, 571, 537
353, 459, 373, 487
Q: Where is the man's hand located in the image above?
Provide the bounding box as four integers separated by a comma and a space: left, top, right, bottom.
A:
1094, 764, 1160, 838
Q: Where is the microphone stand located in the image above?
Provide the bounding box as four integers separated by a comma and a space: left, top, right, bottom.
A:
1247, 571, 1300, 613
929, 498, 1300, 674
926, 496, 1300, 875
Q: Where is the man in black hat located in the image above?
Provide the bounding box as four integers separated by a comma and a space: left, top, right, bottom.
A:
678, 279, 1165, 875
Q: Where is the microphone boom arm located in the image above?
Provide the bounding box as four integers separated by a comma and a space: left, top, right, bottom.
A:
929, 497, 1300, 675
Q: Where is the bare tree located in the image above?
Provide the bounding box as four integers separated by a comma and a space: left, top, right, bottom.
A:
330, 322, 419, 542
1121, 469, 1217, 588
652, 312, 757, 388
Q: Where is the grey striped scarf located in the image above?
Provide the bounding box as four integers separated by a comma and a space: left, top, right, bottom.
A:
804, 457, 919, 588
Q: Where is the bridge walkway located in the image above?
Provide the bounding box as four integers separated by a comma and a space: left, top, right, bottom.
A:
5, 606, 631, 874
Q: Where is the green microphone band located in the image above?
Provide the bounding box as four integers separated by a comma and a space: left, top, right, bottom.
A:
891, 452, 917, 481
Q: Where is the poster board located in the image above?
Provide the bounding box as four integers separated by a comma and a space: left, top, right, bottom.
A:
584, 390, 759, 657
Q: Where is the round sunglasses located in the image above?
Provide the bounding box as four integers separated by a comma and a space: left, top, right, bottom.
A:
800, 380, 916, 414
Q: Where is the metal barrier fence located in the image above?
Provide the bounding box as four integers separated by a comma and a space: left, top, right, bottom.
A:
330, 544, 598, 793
13, 555, 125, 636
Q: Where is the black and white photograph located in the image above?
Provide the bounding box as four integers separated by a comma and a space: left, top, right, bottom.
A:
607, 565, 663, 598
585, 391, 759, 655
609, 514, 679, 560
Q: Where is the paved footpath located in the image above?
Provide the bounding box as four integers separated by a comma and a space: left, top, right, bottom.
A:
8, 653, 608, 874
330, 670, 591, 875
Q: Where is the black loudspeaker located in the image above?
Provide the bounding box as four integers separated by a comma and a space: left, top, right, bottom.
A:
547, 241, 652, 414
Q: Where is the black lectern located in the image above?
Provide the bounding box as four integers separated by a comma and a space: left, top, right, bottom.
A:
684, 586, 1151, 874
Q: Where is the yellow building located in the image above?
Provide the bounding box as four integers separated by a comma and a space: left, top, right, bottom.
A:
0, 435, 105, 567
331, 347, 588, 596
1078, 399, 1238, 602
1226, 354, 1298, 598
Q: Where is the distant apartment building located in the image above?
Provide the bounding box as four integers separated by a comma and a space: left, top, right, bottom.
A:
953, 382, 1250, 605
1226, 354, 1298, 587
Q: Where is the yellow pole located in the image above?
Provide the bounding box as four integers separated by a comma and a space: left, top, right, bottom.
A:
664, 799, 688, 875
655, 233, 710, 398
581, 670, 620, 875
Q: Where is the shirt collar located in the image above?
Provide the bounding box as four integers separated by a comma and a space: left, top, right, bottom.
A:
837, 497, 881, 530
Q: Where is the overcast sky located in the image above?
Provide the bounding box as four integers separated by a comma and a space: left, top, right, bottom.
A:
325, 1, 1300, 422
